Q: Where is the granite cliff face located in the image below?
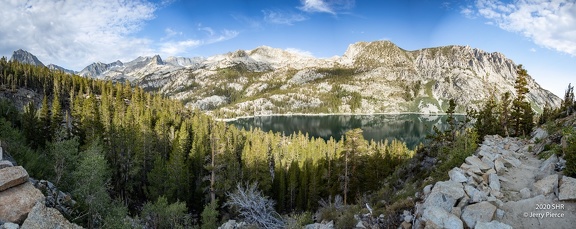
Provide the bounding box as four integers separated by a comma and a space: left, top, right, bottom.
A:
10, 41, 562, 117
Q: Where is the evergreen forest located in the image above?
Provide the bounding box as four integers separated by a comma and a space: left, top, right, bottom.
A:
0, 57, 573, 228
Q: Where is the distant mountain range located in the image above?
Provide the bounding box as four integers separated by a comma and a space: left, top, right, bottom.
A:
9, 41, 562, 117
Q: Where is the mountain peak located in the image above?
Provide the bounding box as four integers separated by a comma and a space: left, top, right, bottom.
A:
10, 49, 45, 67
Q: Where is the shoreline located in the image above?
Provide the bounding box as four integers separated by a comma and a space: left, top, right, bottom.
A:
215, 112, 468, 122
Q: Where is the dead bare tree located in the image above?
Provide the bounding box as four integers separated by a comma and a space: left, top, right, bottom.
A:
225, 183, 284, 229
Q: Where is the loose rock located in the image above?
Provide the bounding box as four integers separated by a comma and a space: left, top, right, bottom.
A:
20, 201, 82, 229
559, 176, 576, 200
0, 182, 44, 224
0, 166, 29, 191
533, 174, 558, 196
461, 201, 496, 228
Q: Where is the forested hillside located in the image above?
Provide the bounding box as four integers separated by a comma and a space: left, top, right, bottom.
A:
0, 57, 416, 228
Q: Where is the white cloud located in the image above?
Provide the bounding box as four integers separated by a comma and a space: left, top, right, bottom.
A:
285, 48, 314, 57
159, 29, 238, 57
0, 0, 157, 69
165, 28, 181, 37
160, 40, 202, 56
0, 0, 240, 70
263, 10, 308, 25
530, 48, 537, 52
299, 0, 355, 14
467, 0, 576, 56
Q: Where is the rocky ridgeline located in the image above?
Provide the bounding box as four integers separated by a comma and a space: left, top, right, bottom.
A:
412, 132, 576, 229
0, 147, 81, 229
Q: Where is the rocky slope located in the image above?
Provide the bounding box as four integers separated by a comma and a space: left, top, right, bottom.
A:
412, 133, 576, 229
9, 41, 562, 117
0, 147, 81, 229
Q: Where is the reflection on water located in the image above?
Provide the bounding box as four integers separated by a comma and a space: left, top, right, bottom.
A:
228, 114, 463, 149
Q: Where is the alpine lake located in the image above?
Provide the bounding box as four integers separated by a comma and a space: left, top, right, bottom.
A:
228, 114, 464, 149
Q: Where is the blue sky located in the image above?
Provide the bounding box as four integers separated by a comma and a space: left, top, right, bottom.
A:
0, 0, 574, 98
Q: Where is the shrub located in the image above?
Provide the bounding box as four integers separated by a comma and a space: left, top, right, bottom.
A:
563, 128, 576, 177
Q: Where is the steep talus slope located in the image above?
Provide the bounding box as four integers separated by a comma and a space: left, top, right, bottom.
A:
9, 41, 561, 118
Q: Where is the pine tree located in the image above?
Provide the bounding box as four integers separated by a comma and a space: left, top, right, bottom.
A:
499, 92, 512, 137
340, 128, 366, 205
511, 65, 532, 136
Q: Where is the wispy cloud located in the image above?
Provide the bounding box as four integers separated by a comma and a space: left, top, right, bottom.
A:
0, 0, 240, 70
464, 0, 576, 56
299, 0, 355, 15
285, 48, 314, 57
159, 29, 239, 57
0, 0, 158, 69
263, 9, 308, 25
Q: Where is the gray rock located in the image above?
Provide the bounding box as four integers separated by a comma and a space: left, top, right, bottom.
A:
533, 174, 558, 196
539, 154, 558, 176
1, 222, 20, 229
451, 207, 462, 217
559, 176, 576, 200
481, 157, 495, 170
531, 128, 548, 142
489, 174, 501, 192
449, 168, 468, 183
20, 201, 82, 229
520, 188, 531, 199
465, 185, 487, 203
461, 201, 496, 228
478, 149, 496, 161
0, 160, 13, 170
501, 156, 521, 168
465, 156, 491, 171
423, 181, 465, 212
475, 220, 513, 229
0, 182, 44, 224
0, 166, 29, 191
402, 210, 413, 223
422, 206, 463, 229
495, 209, 505, 219
355, 221, 366, 228
494, 158, 506, 174
423, 184, 433, 197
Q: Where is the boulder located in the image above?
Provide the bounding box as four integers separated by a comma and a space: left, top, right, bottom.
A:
475, 220, 513, 229
481, 157, 495, 171
423, 181, 465, 212
531, 128, 548, 142
494, 158, 506, 174
465, 156, 491, 171
559, 176, 576, 200
478, 149, 496, 161
533, 174, 558, 196
464, 185, 487, 203
520, 188, 531, 199
449, 168, 468, 183
20, 201, 82, 229
501, 156, 521, 168
422, 206, 463, 229
489, 174, 501, 192
1, 222, 20, 229
461, 201, 496, 228
0, 166, 29, 191
0, 182, 44, 224
539, 154, 558, 176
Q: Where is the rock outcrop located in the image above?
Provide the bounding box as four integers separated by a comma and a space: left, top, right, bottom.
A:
0, 148, 81, 228
0, 182, 44, 224
20, 202, 82, 229
414, 135, 576, 229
